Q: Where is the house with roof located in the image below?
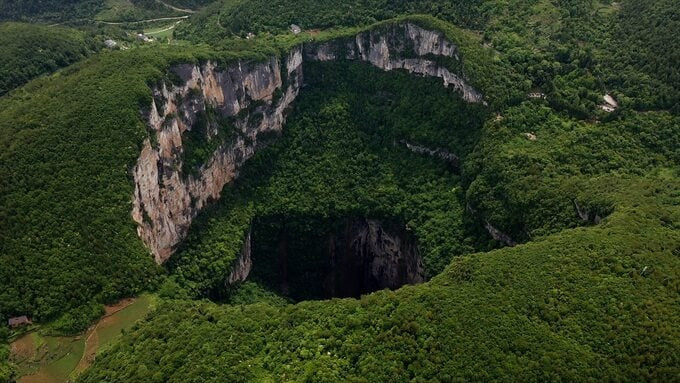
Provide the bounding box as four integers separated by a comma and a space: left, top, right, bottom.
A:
8, 315, 32, 328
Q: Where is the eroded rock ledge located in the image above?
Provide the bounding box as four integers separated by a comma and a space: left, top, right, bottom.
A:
132, 23, 484, 263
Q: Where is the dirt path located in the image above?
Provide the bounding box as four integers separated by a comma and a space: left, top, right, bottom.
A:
73, 298, 136, 374
156, 0, 196, 13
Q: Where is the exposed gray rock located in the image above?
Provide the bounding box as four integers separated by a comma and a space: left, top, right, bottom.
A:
350, 219, 425, 290
325, 218, 425, 297
227, 230, 252, 285
132, 49, 304, 263
304, 23, 484, 103
484, 221, 517, 247
574, 199, 602, 224
132, 23, 486, 264
402, 140, 459, 168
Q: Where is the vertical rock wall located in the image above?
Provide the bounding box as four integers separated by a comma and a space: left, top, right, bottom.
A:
132, 23, 484, 265
132, 49, 303, 263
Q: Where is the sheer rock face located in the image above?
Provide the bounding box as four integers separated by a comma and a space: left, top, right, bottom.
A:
484, 221, 517, 247
402, 140, 459, 168
132, 49, 303, 263
304, 23, 484, 103
321, 218, 425, 298
345, 219, 424, 293
132, 23, 484, 264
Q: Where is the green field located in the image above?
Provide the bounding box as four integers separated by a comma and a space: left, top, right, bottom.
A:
10, 295, 154, 383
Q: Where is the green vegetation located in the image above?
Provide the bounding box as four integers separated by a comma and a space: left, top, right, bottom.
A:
181, 0, 680, 115
94, 0, 183, 22
46, 303, 105, 336
79, 174, 680, 381
0, 47, 195, 324
0, 0, 103, 22
166, 60, 491, 299
0, 23, 96, 96
0, 0, 679, 381
163, 0, 214, 9
176, 0, 487, 40
9, 295, 154, 383
600, 0, 680, 111
225, 282, 290, 306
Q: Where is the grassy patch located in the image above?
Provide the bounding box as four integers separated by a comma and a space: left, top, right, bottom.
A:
10, 295, 155, 383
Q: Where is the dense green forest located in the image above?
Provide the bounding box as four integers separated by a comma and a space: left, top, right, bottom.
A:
178, 0, 680, 114
0, 0, 191, 22
0, 0, 102, 21
166, 61, 491, 299
0, 23, 96, 96
80, 177, 680, 382
0, 17, 492, 375
1, 0, 679, 381
600, 0, 680, 111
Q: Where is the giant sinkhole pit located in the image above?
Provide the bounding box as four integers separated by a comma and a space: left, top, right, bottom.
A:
132, 21, 596, 303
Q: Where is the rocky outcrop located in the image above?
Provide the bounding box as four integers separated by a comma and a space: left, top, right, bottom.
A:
304, 23, 484, 104
227, 230, 252, 284
132, 49, 303, 263
574, 199, 602, 224
132, 22, 484, 264
401, 140, 459, 168
483, 221, 516, 247
350, 218, 424, 290
466, 203, 516, 247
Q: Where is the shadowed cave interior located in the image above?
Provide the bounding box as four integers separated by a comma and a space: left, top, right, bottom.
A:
249, 215, 425, 301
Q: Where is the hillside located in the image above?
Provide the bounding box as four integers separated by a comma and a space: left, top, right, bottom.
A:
0, 0, 679, 382
0, 23, 97, 96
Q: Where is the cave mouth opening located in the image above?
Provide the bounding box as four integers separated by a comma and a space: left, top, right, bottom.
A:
249, 215, 425, 301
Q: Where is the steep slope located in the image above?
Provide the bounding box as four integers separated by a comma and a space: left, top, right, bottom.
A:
1, 3, 679, 381
0, 15, 498, 324
133, 22, 485, 263
78, 176, 680, 382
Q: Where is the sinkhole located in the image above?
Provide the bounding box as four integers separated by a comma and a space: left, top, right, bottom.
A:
248, 215, 425, 301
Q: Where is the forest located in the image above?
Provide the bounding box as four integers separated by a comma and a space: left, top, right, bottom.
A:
0, 23, 96, 96
0, 0, 679, 382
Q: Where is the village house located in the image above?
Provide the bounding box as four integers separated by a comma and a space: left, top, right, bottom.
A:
8, 315, 32, 328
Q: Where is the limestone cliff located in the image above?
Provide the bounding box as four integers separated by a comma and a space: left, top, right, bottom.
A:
132, 23, 484, 264
304, 23, 484, 103
132, 49, 303, 263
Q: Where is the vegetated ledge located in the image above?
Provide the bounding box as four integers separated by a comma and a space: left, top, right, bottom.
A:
131, 19, 487, 269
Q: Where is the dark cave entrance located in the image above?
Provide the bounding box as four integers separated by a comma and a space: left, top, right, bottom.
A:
250, 215, 425, 301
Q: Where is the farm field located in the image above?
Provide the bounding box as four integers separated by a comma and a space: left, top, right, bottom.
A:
10, 295, 154, 383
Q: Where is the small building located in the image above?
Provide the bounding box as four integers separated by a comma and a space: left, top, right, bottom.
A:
8, 316, 32, 328
136, 33, 153, 43
246, 32, 255, 40
104, 39, 118, 49
290, 24, 302, 34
